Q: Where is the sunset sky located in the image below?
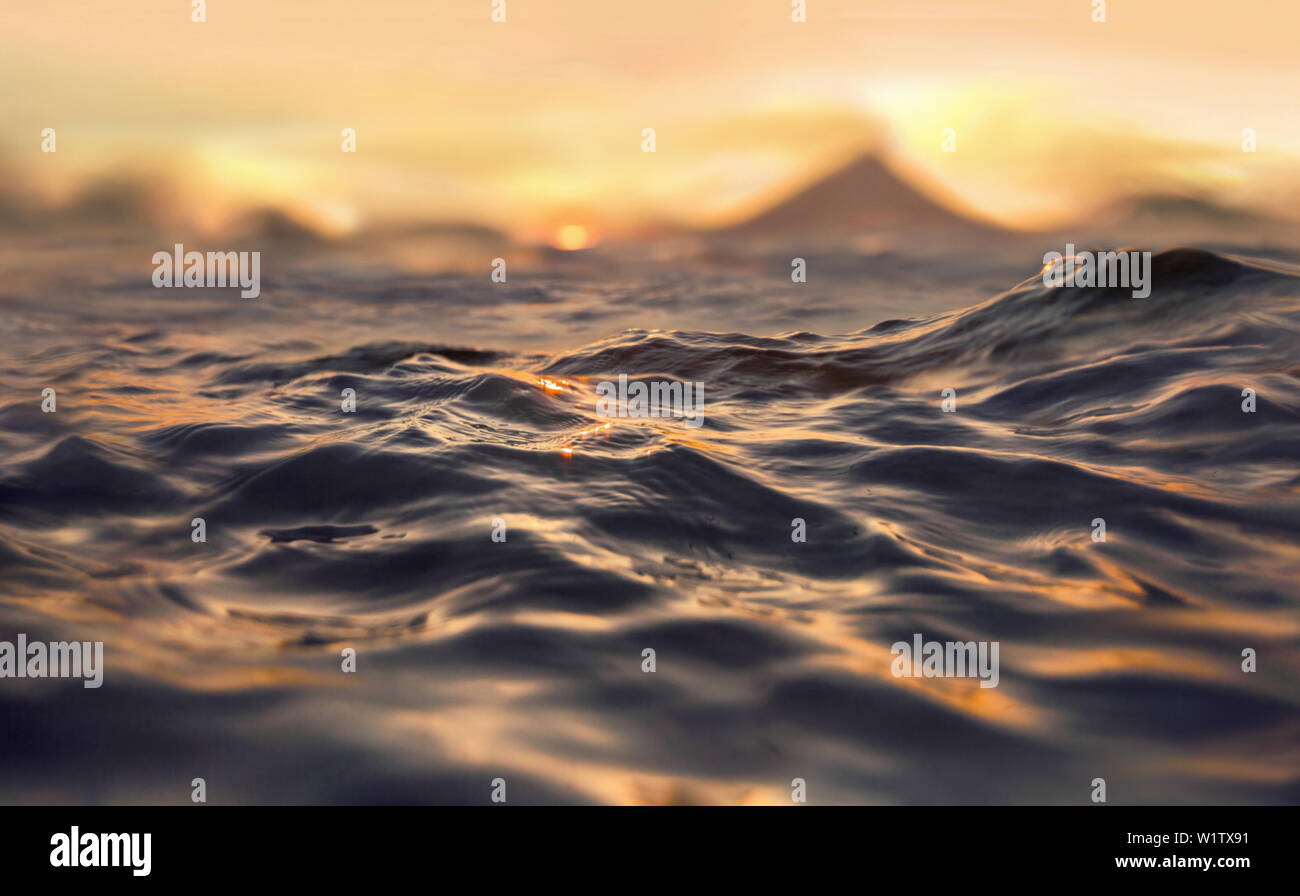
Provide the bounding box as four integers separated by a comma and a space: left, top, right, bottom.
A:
4, 0, 1299, 239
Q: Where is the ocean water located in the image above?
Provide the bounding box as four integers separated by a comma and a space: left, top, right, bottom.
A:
1, 241, 1298, 804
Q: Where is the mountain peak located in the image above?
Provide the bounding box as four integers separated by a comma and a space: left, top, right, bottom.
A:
718, 152, 1002, 239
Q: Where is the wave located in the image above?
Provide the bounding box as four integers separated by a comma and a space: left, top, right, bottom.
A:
0, 247, 1297, 804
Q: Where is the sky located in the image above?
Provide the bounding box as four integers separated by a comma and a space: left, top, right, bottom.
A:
3, 0, 1299, 241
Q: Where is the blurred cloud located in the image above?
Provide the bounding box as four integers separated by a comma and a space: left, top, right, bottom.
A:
3, 0, 1298, 239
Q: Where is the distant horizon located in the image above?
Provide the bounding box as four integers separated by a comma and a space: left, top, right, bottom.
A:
6, 1, 1300, 245
5, 142, 1299, 251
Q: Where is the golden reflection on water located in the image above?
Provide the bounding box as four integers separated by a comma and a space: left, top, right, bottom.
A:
3, 250, 1297, 804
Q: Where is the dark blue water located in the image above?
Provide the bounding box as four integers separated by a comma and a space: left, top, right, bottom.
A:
1, 241, 1297, 804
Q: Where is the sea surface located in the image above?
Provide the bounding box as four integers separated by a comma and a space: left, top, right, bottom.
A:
1, 238, 1298, 804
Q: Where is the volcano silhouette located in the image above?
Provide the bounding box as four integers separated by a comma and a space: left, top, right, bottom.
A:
718, 153, 1005, 239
